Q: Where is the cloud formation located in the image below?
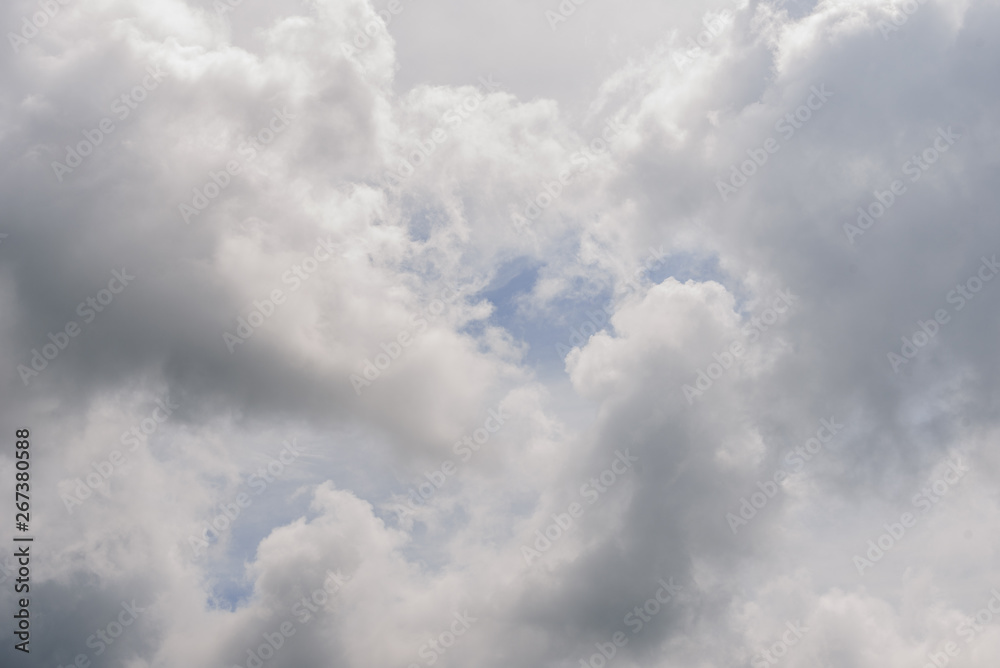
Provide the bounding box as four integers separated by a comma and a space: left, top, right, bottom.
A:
2, 0, 1000, 666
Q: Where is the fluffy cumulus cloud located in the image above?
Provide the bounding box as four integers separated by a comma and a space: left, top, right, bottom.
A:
2, 0, 1000, 666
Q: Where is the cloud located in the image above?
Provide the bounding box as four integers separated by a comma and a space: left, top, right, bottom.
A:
2, 0, 1000, 666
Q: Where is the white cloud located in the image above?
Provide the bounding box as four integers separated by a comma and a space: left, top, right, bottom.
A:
3, 0, 1000, 665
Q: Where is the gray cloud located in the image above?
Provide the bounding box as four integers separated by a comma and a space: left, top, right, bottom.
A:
2, 0, 1000, 666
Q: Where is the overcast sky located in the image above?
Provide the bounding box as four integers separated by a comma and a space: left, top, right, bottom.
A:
2, 0, 1000, 666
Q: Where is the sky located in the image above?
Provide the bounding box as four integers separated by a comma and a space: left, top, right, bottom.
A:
1, 0, 1000, 666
